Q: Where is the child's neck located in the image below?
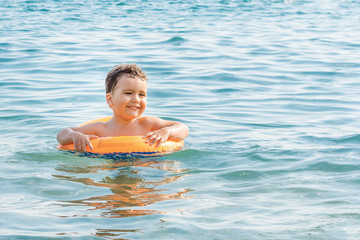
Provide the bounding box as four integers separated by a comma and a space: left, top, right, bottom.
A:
111, 115, 138, 126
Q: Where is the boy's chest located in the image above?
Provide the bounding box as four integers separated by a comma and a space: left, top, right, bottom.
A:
100, 122, 150, 137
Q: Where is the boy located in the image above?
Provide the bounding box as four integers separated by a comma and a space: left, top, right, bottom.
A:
57, 63, 189, 152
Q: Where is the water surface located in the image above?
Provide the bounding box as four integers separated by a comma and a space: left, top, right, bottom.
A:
1, 0, 360, 239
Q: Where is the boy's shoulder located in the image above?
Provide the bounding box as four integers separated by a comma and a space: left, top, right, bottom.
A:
138, 115, 165, 128
139, 115, 162, 124
86, 121, 107, 128
74, 121, 106, 136
140, 115, 158, 120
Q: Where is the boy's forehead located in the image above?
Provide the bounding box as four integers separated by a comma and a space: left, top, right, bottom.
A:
117, 73, 146, 82
114, 74, 147, 89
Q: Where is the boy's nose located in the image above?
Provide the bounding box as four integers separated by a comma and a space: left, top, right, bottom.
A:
132, 94, 140, 102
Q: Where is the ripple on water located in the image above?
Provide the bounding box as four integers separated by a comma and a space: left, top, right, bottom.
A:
1, 0, 360, 239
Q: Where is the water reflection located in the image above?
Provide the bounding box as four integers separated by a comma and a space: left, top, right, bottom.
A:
95, 228, 139, 240
53, 158, 191, 219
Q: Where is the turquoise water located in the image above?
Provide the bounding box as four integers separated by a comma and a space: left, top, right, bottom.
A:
1, 0, 360, 239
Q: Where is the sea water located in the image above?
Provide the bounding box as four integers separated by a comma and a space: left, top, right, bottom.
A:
1, 0, 360, 239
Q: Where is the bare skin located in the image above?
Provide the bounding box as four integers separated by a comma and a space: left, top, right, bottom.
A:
57, 74, 189, 152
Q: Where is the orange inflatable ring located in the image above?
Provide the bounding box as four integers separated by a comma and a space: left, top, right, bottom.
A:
57, 116, 184, 159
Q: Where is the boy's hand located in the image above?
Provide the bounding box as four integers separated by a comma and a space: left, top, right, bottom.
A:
72, 132, 98, 152
143, 128, 170, 147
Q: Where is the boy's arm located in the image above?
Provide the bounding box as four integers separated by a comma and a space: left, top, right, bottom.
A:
142, 117, 189, 146
57, 125, 99, 152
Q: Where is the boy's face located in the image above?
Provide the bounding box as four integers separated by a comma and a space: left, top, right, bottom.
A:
107, 74, 147, 121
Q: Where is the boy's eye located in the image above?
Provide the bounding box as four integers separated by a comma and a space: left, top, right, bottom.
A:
124, 92, 132, 95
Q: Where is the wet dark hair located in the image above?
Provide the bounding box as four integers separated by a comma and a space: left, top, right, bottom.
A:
105, 63, 147, 93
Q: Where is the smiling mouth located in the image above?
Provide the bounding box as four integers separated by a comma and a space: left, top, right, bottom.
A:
127, 106, 140, 110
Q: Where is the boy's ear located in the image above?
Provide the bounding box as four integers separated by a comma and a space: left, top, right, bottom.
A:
106, 93, 113, 108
